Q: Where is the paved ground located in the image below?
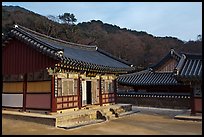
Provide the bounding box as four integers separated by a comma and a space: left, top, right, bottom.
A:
132, 106, 188, 118
2, 106, 202, 135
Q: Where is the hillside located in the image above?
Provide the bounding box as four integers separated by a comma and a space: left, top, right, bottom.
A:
2, 6, 202, 69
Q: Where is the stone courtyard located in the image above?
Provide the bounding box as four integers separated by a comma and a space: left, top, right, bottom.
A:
2, 106, 202, 135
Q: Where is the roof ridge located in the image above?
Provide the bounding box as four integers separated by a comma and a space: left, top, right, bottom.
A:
170, 48, 181, 59
118, 69, 149, 77
150, 49, 181, 70
15, 24, 98, 50
174, 54, 186, 76
13, 25, 63, 52
182, 53, 202, 59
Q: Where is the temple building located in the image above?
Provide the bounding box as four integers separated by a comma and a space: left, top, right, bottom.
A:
174, 53, 202, 114
117, 49, 202, 114
2, 25, 134, 113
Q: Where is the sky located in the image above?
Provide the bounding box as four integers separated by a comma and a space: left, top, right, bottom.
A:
2, 2, 202, 41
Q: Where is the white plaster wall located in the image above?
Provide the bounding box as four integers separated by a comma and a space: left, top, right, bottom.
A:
2, 94, 23, 107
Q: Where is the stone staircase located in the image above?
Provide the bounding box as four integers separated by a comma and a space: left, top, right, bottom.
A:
56, 104, 133, 129
56, 109, 98, 128
96, 109, 116, 121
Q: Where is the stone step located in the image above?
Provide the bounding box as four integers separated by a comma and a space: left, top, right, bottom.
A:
113, 108, 126, 114
56, 110, 97, 126
56, 104, 133, 125
101, 109, 113, 115
106, 114, 118, 120
101, 109, 111, 113
57, 107, 116, 127
58, 119, 105, 129
117, 110, 139, 117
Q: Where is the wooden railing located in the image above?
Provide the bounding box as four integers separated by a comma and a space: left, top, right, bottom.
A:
56, 95, 78, 110
102, 92, 115, 104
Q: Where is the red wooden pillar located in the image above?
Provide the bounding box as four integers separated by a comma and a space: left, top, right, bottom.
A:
23, 73, 27, 111
99, 77, 102, 106
78, 76, 82, 109
51, 75, 57, 112
113, 79, 117, 104
190, 87, 195, 115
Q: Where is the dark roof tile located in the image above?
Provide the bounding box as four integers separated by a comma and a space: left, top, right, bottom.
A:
174, 53, 202, 81
3, 25, 134, 73
117, 71, 179, 86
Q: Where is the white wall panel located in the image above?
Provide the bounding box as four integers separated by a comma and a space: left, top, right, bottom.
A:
2, 94, 23, 107
82, 81, 87, 106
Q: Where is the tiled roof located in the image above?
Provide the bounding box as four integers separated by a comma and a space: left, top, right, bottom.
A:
150, 49, 181, 70
2, 25, 134, 74
174, 53, 202, 81
117, 70, 179, 86
117, 50, 202, 86
117, 49, 182, 86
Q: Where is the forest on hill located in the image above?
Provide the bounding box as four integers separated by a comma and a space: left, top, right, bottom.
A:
2, 6, 202, 70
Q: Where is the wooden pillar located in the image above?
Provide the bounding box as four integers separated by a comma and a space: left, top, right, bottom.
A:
23, 73, 27, 111
113, 79, 117, 104
99, 77, 102, 106
77, 76, 82, 109
190, 87, 195, 115
51, 75, 57, 112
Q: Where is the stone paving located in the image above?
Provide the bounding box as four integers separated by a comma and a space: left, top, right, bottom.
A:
2, 106, 202, 135
133, 106, 202, 121
2, 104, 133, 128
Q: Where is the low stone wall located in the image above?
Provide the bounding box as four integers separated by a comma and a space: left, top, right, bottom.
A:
117, 92, 191, 109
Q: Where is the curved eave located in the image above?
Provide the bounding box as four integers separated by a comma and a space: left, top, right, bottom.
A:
117, 81, 181, 86
117, 72, 180, 86
59, 58, 134, 74
3, 29, 63, 62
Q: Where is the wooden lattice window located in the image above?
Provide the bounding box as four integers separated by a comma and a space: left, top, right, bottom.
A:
92, 80, 99, 104
73, 79, 78, 95
61, 78, 77, 96
104, 80, 114, 93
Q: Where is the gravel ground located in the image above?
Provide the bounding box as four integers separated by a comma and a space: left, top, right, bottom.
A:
2, 106, 202, 135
